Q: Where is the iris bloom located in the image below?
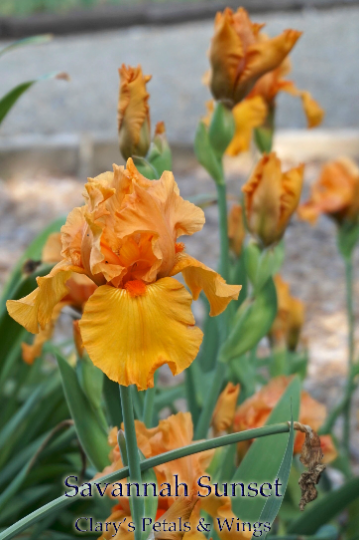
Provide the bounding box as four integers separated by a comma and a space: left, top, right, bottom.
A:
269, 275, 305, 351
242, 152, 304, 246
118, 65, 151, 160
7, 160, 240, 390
298, 158, 359, 225
209, 7, 301, 106
234, 376, 337, 464
227, 57, 324, 156
97, 412, 250, 540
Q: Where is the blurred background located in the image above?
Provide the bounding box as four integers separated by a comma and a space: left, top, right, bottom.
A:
1, 0, 359, 438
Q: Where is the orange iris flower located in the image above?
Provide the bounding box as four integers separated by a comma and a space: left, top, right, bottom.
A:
21, 232, 96, 364
269, 275, 305, 351
209, 7, 301, 107
298, 158, 359, 225
97, 412, 250, 540
242, 152, 304, 247
118, 65, 151, 160
226, 57, 324, 157
234, 376, 337, 464
7, 159, 240, 390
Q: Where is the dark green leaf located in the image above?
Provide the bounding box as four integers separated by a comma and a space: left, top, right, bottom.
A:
0, 72, 68, 126
194, 121, 223, 185
221, 277, 277, 362
57, 353, 110, 471
231, 377, 300, 523
288, 477, 359, 535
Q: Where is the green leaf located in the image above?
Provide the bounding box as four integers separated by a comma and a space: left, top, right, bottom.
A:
0, 263, 54, 370
221, 277, 277, 362
259, 419, 295, 539
0, 35, 52, 58
288, 477, 359, 535
56, 353, 110, 471
194, 121, 224, 185
208, 102, 235, 156
231, 377, 300, 523
103, 375, 123, 428
0, 72, 68, 126
245, 240, 284, 292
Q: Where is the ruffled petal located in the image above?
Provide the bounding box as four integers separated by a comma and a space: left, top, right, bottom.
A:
170, 253, 241, 316
22, 302, 67, 364
6, 261, 84, 334
242, 29, 302, 88
61, 206, 87, 267
300, 90, 324, 128
42, 232, 62, 263
79, 278, 203, 390
226, 96, 267, 156
279, 163, 305, 230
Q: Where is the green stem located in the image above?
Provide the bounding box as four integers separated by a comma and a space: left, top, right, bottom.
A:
216, 182, 230, 283
119, 385, 144, 540
143, 372, 158, 428
343, 256, 355, 462
0, 423, 291, 540
194, 360, 225, 440
185, 362, 200, 425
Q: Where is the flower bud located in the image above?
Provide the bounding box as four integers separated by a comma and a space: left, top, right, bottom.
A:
118, 64, 151, 160
212, 382, 240, 434
228, 204, 246, 256
242, 152, 304, 246
209, 7, 301, 107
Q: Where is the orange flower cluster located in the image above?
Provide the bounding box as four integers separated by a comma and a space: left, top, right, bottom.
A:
233, 376, 337, 464
7, 160, 240, 390
97, 413, 250, 540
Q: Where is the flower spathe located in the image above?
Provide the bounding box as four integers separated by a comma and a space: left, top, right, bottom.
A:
298, 158, 359, 225
242, 152, 304, 246
209, 7, 301, 107
7, 159, 241, 390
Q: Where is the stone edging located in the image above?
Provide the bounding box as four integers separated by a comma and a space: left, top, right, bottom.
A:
1, 129, 358, 180
0, 0, 358, 39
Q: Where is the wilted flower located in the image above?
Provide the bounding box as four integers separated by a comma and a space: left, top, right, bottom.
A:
7, 160, 240, 390
212, 382, 240, 434
228, 204, 246, 256
21, 233, 96, 364
298, 158, 359, 224
242, 152, 304, 246
270, 275, 305, 351
209, 7, 301, 107
118, 64, 151, 160
234, 376, 337, 463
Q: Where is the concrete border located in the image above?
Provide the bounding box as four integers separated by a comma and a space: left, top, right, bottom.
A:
0, 0, 358, 39
1, 130, 358, 180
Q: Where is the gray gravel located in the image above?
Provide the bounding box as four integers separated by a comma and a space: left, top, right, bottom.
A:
0, 5, 359, 145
